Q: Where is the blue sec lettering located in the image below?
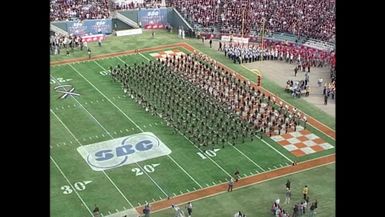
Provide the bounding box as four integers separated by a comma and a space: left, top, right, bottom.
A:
116, 144, 135, 157
135, 140, 153, 151
95, 150, 114, 161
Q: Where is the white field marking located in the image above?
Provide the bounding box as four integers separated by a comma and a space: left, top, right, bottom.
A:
149, 159, 334, 214
96, 135, 99, 139
145, 200, 148, 204
63, 142, 67, 145
50, 156, 93, 216
89, 137, 92, 140
70, 141, 73, 144
138, 203, 141, 206
100, 213, 104, 217
61, 106, 64, 109
123, 206, 127, 210
268, 167, 271, 170
120, 130, 123, 133
56, 144, 60, 147
280, 164, 284, 167
206, 184, 210, 187
50, 145, 53, 149
125, 129, 129, 132
159, 196, 162, 200
274, 166, 277, 169
85, 61, 204, 189
228, 142, 265, 172
255, 170, 259, 173
186, 189, 190, 192
152, 198, 156, 202
113, 131, 117, 134
108, 211, 111, 215
50, 102, 135, 208
250, 172, 253, 175
115, 209, 119, 213
143, 125, 146, 128
173, 193, 176, 196
212, 181, 216, 185
85, 102, 88, 104
131, 128, 135, 130
180, 190, 183, 194
243, 174, 247, 177
149, 124, 152, 127
286, 162, 290, 166
96, 100, 99, 103
84, 181, 92, 185
138, 53, 150, 61
259, 138, 294, 163
55, 72, 169, 198
193, 187, 197, 191
90, 101, 93, 104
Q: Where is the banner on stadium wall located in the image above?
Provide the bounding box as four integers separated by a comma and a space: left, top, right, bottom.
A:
81, 34, 105, 43
66, 19, 112, 36
138, 8, 168, 29
116, 28, 143, 37
221, 35, 249, 44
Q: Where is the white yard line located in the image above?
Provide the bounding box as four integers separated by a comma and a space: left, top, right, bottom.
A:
260, 138, 294, 163
50, 76, 135, 208
228, 142, 265, 172
50, 156, 93, 216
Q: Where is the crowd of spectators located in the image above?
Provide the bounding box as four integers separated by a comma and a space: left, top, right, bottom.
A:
50, 33, 89, 55
50, 0, 110, 21
170, 0, 335, 42
112, 0, 164, 10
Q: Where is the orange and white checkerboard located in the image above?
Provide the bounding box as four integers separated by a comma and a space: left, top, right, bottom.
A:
270, 129, 334, 157
149, 49, 185, 61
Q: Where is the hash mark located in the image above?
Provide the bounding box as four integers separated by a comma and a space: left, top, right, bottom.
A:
206, 183, 209, 187
280, 164, 284, 167
125, 129, 129, 132
69, 141, 73, 144
89, 137, 92, 140
120, 130, 123, 133
108, 211, 111, 215
56, 144, 60, 147
243, 173, 247, 177
159, 196, 162, 200
250, 172, 253, 175
212, 181, 216, 185
152, 198, 156, 202
102, 134, 105, 137
115, 209, 119, 213
96, 100, 99, 103
193, 187, 197, 191
180, 191, 183, 194
173, 193, 176, 196
123, 206, 127, 210
138, 203, 141, 206
274, 166, 277, 169
268, 167, 271, 170
96, 135, 99, 138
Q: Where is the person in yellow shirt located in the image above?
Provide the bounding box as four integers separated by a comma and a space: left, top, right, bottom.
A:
303, 185, 309, 200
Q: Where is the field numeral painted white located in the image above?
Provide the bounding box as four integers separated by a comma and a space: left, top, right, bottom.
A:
50, 77, 72, 84
99, 70, 111, 76
131, 164, 160, 176
61, 180, 92, 194
197, 149, 220, 159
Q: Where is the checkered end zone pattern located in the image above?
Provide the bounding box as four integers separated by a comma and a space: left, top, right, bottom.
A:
270, 130, 334, 157
149, 49, 185, 61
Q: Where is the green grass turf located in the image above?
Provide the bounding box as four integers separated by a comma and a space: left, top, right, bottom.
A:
50, 36, 335, 216
152, 163, 335, 217
51, 30, 335, 130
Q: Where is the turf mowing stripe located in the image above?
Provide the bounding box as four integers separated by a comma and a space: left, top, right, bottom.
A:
50, 156, 93, 216
50, 99, 135, 208
90, 59, 204, 189
53, 72, 169, 198
228, 142, 265, 172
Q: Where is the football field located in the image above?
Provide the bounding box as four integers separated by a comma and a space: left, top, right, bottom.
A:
50, 33, 335, 217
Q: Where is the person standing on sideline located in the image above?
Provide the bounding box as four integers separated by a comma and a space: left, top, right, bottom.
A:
88, 48, 91, 59
209, 38, 212, 48
93, 205, 100, 217
294, 66, 298, 77
218, 41, 222, 51
285, 187, 291, 204
303, 185, 309, 200
182, 30, 185, 39
227, 177, 234, 192
143, 203, 150, 217
234, 169, 240, 182
185, 202, 192, 217
152, 31, 155, 38
286, 179, 291, 190
98, 37, 102, 47
324, 93, 328, 105
171, 204, 185, 217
